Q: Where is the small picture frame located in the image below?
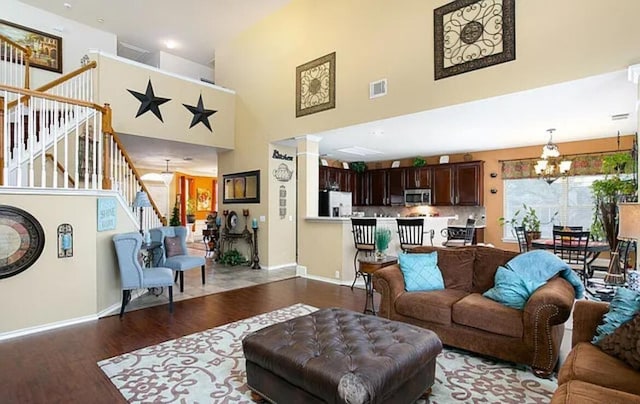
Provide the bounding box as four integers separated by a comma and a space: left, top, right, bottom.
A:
439, 155, 450, 164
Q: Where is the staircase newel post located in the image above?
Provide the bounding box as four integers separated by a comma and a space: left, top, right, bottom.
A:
101, 104, 113, 190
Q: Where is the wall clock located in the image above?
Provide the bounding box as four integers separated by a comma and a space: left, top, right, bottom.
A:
0, 205, 45, 279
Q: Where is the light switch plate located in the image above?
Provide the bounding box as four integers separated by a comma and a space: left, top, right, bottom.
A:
260, 215, 266, 222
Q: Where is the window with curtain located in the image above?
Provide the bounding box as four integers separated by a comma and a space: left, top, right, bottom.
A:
502, 175, 604, 240
500, 150, 633, 240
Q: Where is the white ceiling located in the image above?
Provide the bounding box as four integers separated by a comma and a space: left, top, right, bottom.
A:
18, 1, 639, 173
20, 0, 292, 66
308, 69, 638, 162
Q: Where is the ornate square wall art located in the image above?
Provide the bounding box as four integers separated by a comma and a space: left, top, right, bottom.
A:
295, 52, 336, 117
434, 0, 515, 80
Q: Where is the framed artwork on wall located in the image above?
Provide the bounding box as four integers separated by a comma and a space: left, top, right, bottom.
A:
0, 19, 63, 74
223, 170, 260, 204
295, 52, 336, 117
197, 187, 212, 211
434, 0, 515, 80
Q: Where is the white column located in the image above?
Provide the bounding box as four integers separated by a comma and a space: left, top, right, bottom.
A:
296, 135, 321, 218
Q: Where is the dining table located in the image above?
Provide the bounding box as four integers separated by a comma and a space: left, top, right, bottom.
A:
530, 238, 610, 278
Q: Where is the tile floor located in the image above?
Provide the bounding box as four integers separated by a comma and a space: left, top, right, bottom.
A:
109, 243, 297, 315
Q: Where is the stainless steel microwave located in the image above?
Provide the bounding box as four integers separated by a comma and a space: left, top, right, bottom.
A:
404, 189, 431, 206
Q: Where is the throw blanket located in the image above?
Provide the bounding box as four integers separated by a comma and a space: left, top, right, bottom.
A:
484, 250, 585, 310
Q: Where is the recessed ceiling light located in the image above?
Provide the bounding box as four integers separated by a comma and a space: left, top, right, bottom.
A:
63, 2, 71, 9
97, 18, 104, 23
183, 156, 193, 161
165, 40, 178, 49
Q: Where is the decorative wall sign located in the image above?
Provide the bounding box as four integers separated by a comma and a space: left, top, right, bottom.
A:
272, 150, 294, 161
0, 205, 45, 279
127, 80, 171, 122
273, 163, 293, 182
296, 52, 336, 117
434, 0, 515, 80
57, 223, 73, 258
223, 170, 260, 204
0, 19, 63, 73
279, 185, 287, 219
97, 197, 117, 231
183, 94, 217, 132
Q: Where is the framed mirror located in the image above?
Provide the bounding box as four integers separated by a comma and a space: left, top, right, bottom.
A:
223, 170, 260, 204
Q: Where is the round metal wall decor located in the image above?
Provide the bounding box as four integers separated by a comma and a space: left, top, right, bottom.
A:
0, 205, 45, 279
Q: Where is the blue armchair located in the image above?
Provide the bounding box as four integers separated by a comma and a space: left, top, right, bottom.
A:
112, 232, 174, 317
150, 226, 206, 293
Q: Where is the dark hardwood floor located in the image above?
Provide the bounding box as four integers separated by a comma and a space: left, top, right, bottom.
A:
0, 278, 369, 403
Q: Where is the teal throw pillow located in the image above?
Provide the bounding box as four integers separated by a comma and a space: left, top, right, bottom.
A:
592, 287, 640, 344
483, 266, 532, 310
398, 252, 445, 292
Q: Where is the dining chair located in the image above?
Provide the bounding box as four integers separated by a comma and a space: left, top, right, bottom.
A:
553, 225, 583, 231
514, 226, 529, 252
553, 230, 590, 285
442, 218, 476, 247
150, 226, 206, 293
112, 232, 174, 317
396, 218, 429, 251
350, 218, 377, 290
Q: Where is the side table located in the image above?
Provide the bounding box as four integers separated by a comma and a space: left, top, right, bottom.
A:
358, 255, 398, 315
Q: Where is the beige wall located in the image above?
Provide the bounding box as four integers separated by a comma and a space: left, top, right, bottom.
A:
0, 192, 136, 335
93, 52, 236, 150
268, 144, 297, 266
215, 0, 640, 275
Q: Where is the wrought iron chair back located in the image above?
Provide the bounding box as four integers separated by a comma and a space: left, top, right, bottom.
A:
514, 226, 528, 252
397, 218, 427, 251
350, 218, 377, 289
553, 230, 590, 284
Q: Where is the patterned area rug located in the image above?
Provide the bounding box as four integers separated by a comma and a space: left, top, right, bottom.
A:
98, 304, 557, 403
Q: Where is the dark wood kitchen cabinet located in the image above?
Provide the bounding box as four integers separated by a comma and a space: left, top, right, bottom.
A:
405, 167, 431, 189
431, 161, 483, 206
367, 169, 388, 206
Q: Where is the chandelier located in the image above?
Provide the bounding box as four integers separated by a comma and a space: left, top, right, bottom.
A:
534, 129, 572, 184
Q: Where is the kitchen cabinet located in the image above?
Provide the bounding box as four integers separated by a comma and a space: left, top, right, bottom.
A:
319, 166, 350, 191
367, 169, 387, 206
405, 167, 431, 189
362, 168, 406, 206
432, 161, 484, 206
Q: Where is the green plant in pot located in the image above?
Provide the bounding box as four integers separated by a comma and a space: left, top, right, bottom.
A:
375, 228, 392, 259
186, 198, 197, 224
590, 152, 637, 250
499, 204, 558, 246
169, 200, 181, 226
413, 157, 426, 167
350, 161, 367, 173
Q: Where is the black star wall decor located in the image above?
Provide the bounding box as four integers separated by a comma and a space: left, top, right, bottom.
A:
183, 94, 217, 132
127, 80, 171, 122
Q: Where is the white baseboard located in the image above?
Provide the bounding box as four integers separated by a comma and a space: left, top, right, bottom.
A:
0, 314, 97, 341
301, 273, 366, 289
263, 262, 297, 271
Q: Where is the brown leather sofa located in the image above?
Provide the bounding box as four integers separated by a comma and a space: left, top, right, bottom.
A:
551, 300, 640, 403
373, 245, 576, 376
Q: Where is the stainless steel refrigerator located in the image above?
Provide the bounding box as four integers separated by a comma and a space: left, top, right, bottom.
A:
318, 190, 353, 217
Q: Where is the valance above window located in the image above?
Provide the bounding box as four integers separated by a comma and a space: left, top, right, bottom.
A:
501, 150, 632, 180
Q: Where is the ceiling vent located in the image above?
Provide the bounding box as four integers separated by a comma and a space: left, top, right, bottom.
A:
369, 79, 387, 99
611, 113, 630, 121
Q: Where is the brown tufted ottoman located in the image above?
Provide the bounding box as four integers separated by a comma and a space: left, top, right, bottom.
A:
242, 307, 442, 404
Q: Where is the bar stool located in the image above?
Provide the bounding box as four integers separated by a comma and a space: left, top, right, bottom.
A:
350, 218, 377, 290
442, 218, 476, 247
397, 218, 431, 251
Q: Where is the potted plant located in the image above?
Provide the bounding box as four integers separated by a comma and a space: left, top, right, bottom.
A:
413, 157, 426, 167
169, 201, 181, 226
375, 228, 392, 259
499, 204, 558, 246
349, 161, 367, 173
186, 198, 197, 224
590, 152, 637, 250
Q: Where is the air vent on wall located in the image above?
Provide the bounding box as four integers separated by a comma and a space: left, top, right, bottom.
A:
369, 79, 387, 99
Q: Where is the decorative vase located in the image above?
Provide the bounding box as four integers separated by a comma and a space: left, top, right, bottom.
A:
375, 250, 386, 260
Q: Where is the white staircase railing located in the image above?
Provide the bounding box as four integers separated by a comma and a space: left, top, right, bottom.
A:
0, 34, 31, 90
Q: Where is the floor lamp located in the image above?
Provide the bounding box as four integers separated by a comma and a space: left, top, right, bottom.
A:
605, 203, 640, 285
